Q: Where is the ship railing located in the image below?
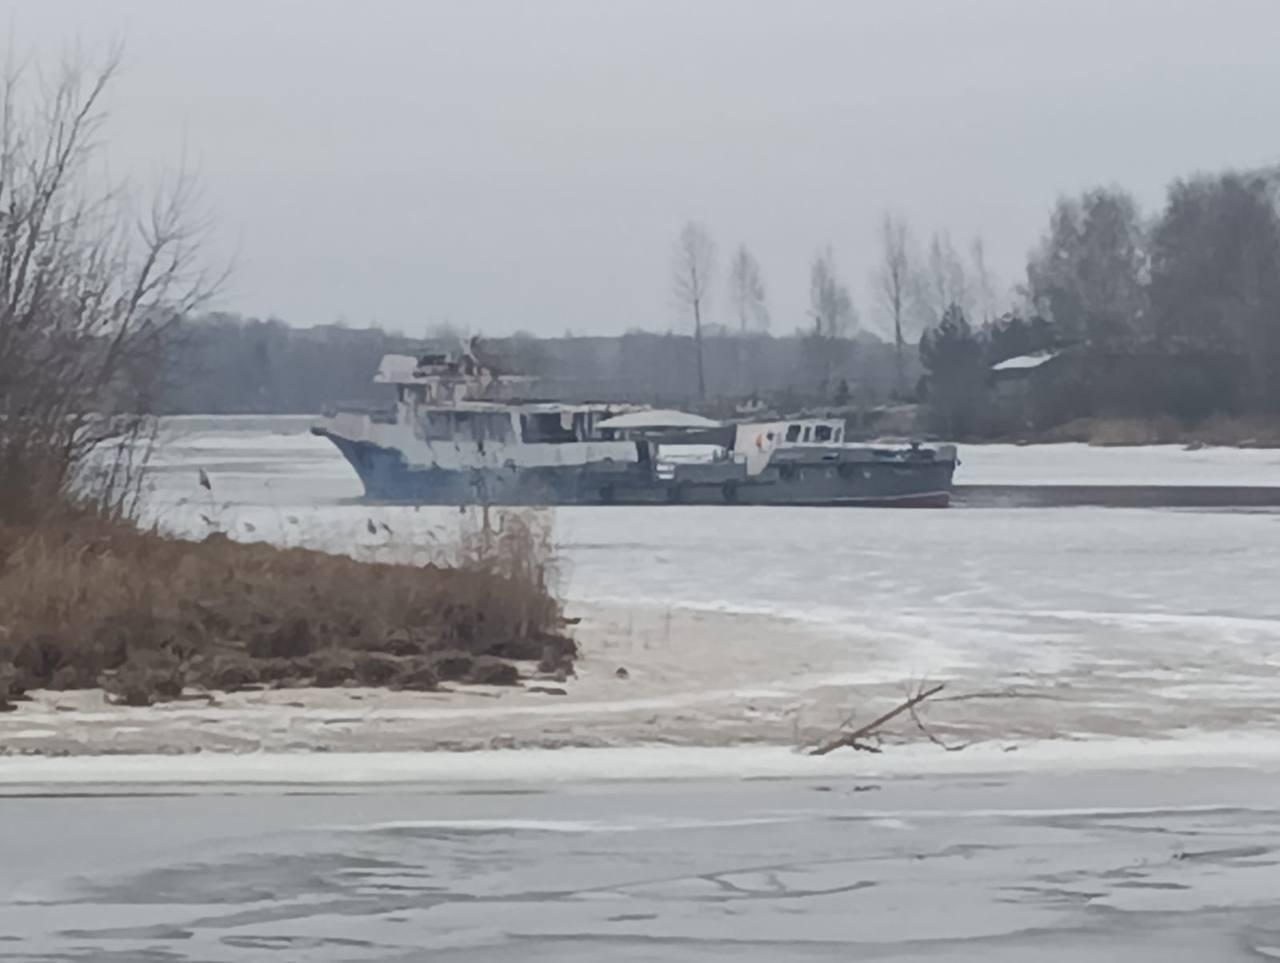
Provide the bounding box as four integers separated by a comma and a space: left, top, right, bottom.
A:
321, 401, 397, 424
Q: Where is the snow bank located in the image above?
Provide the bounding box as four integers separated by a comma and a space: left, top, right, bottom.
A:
6, 733, 1280, 789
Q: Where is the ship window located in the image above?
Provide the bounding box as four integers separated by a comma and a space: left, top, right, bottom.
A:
785, 424, 802, 442
521, 412, 577, 443
834, 427, 843, 442
415, 410, 514, 443
814, 425, 833, 443
452, 412, 475, 440
802, 426, 812, 443
416, 410, 455, 440
459, 412, 514, 443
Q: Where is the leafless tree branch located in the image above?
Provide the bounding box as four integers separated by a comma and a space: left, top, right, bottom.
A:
809, 682, 946, 756
905, 681, 969, 752
873, 212, 915, 396
671, 221, 715, 400
727, 243, 768, 334
0, 45, 219, 522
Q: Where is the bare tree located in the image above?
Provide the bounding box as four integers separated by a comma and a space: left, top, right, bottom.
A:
809, 246, 856, 338
969, 234, 999, 326
874, 213, 914, 397
805, 247, 857, 396
918, 231, 971, 325
671, 221, 716, 400
0, 49, 219, 522
727, 244, 769, 334
1026, 188, 1147, 346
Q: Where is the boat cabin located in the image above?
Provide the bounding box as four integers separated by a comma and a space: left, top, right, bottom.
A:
376, 351, 503, 405
779, 419, 845, 446
408, 402, 638, 445
741, 419, 846, 451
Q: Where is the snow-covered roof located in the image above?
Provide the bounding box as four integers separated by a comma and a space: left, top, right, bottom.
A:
991, 350, 1059, 372
595, 409, 722, 431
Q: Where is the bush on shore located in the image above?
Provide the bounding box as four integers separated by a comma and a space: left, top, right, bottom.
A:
0, 52, 574, 711
1033, 415, 1280, 448
0, 511, 575, 707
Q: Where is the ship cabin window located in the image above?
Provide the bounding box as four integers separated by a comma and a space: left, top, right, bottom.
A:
416, 410, 454, 440
833, 427, 843, 443
453, 411, 514, 443
814, 424, 834, 443
416, 410, 513, 443
785, 424, 802, 443
521, 412, 579, 443
802, 426, 812, 443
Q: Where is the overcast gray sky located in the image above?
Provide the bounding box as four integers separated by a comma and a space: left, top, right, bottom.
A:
7, 0, 1280, 337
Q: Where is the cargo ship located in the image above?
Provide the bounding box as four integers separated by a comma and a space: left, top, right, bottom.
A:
313, 347, 957, 507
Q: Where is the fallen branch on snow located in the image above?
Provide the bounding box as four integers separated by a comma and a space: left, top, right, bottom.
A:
809, 682, 946, 756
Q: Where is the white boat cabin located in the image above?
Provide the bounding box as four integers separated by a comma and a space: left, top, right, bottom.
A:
361, 353, 847, 475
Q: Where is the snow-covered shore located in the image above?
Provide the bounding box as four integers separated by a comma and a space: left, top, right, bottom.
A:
7, 734, 1280, 791
6, 598, 1280, 765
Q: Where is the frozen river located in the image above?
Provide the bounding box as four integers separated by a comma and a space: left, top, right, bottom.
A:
5, 418, 1280, 959
117, 417, 1280, 749
143, 419, 1280, 625
6, 768, 1280, 961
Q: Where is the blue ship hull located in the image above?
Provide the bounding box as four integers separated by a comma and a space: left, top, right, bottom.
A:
315, 428, 956, 507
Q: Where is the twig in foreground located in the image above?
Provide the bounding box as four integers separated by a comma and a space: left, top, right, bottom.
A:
809, 683, 946, 756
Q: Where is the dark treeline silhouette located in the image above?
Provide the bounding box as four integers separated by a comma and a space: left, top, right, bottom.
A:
159, 315, 428, 414
157, 315, 915, 415
487, 330, 906, 411
918, 167, 1280, 438
160, 164, 1280, 441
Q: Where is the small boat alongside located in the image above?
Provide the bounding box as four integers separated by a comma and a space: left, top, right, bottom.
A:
312, 348, 957, 507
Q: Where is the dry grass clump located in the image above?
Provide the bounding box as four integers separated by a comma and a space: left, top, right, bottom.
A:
1083, 416, 1185, 447
1040, 415, 1280, 448
0, 509, 575, 706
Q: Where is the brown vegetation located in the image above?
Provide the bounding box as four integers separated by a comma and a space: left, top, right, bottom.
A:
0, 513, 575, 707
0, 51, 576, 712
1035, 415, 1280, 448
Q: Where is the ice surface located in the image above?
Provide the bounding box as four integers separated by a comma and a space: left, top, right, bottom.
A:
5, 767, 1280, 961
958, 442, 1280, 487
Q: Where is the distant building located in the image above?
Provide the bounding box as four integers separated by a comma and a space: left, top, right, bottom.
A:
990, 350, 1063, 401
988, 348, 1074, 431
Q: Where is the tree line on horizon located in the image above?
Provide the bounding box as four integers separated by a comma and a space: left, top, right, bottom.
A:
915, 167, 1280, 436
157, 316, 910, 415
671, 162, 1280, 435
668, 218, 1001, 403
158, 162, 1280, 436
